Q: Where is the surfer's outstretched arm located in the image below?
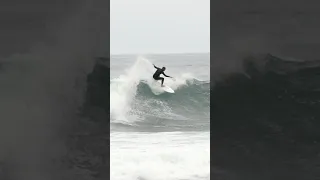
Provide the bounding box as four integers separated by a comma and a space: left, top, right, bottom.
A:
153, 64, 160, 69
162, 72, 171, 78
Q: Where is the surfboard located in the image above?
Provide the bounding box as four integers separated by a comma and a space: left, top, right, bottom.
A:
162, 85, 175, 93
154, 80, 174, 93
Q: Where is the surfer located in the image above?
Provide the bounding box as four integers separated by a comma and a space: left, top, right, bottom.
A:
153, 64, 172, 87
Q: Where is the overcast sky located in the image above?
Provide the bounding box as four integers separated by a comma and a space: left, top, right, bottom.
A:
110, 0, 210, 55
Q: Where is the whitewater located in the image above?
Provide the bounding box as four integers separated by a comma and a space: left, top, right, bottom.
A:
110, 54, 210, 180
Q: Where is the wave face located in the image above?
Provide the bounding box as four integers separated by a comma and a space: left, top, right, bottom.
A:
109, 57, 210, 131
212, 53, 320, 140
211, 53, 320, 179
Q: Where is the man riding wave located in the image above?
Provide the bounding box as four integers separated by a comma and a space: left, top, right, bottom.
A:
152, 64, 172, 87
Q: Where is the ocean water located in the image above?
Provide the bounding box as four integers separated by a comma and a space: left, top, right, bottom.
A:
211, 53, 320, 179
110, 53, 210, 180
211, 6, 320, 179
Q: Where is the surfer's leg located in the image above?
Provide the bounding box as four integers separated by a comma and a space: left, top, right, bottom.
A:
153, 76, 164, 86
156, 77, 164, 86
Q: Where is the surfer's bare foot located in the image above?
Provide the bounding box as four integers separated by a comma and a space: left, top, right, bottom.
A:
161, 84, 164, 87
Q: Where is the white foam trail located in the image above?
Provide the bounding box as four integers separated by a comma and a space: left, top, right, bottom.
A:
111, 132, 210, 180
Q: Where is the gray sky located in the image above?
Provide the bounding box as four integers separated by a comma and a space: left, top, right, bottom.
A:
111, 0, 210, 55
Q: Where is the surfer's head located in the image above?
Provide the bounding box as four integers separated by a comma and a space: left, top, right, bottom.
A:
162, 67, 166, 71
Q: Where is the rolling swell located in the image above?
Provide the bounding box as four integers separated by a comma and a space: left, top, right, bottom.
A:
212, 54, 320, 138
110, 78, 210, 132
136, 79, 210, 105
211, 53, 320, 179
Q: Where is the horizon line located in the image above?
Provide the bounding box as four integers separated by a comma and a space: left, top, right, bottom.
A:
110, 51, 210, 56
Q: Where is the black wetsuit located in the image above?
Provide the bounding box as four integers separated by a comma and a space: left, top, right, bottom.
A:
153, 65, 170, 85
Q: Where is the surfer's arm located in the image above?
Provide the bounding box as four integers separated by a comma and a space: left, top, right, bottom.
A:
153, 64, 160, 70
162, 72, 171, 78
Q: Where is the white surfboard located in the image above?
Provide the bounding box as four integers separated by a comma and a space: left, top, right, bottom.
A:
154, 80, 174, 93
162, 85, 174, 93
